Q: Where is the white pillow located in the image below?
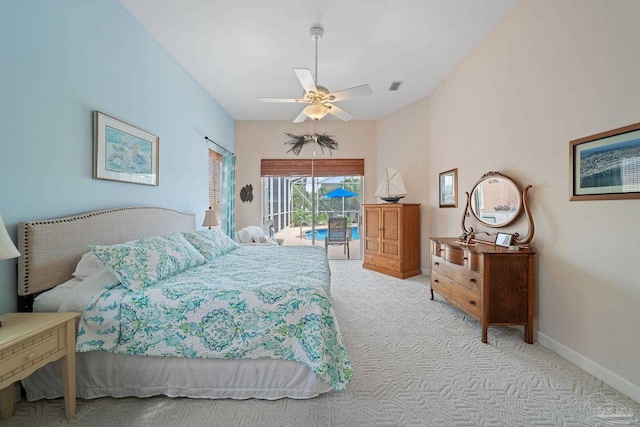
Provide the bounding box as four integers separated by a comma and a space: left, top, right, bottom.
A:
73, 251, 104, 280
33, 278, 83, 312
58, 266, 120, 313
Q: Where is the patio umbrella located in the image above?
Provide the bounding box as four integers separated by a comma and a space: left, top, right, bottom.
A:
325, 187, 358, 216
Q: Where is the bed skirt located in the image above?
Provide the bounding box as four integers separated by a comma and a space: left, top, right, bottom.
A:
22, 351, 332, 401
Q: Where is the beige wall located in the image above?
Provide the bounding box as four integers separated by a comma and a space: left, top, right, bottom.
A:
426, 0, 640, 400
234, 120, 377, 229
376, 97, 430, 270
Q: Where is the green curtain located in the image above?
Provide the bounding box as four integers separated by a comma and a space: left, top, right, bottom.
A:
221, 152, 236, 239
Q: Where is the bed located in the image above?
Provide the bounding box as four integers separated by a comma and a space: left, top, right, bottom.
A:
18, 207, 351, 400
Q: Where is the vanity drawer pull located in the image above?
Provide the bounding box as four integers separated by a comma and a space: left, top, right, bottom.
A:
434, 262, 440, 266
389, 261, 396, 266
463, 256, 468, 260
433, 279, 439, 283
468, 278, 476, 282
468, 300, 476, 305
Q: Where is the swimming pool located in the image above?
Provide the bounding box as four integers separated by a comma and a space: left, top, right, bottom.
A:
305, 226, 360, 240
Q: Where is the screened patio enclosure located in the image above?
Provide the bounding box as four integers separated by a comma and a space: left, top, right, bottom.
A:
261, 159, 364, 260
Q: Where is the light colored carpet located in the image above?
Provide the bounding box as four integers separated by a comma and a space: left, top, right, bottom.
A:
4, 260, 639, 426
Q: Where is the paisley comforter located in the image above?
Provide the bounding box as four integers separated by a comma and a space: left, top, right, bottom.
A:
76, 245, 352, 390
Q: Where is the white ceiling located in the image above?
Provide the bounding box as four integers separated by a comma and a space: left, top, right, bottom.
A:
119, 0, 518, 122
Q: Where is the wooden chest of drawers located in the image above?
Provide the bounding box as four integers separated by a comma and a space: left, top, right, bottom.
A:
430, 238, 535, 344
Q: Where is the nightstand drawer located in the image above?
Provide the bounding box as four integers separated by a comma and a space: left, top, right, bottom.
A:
0, 327, 61, 383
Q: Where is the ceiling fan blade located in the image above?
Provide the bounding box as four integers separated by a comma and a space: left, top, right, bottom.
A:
326, 104, 354, 121
258, 97, 305, 103
294, 68, 317, 95
327, 84, 372, 102
293, 110, 308, 123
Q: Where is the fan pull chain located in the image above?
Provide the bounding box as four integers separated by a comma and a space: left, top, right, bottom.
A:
313, 121, 318, 157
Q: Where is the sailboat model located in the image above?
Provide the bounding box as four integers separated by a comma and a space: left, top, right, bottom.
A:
375, 167, 407, 203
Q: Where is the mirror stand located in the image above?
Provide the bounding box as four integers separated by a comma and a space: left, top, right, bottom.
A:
460, 171, 535, 246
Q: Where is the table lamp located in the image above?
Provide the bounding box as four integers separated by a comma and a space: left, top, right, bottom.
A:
0, 213, 20, 328
202, 207, 218, 229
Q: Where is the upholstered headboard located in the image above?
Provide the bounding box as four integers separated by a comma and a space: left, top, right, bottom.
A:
17, 207, 195, 297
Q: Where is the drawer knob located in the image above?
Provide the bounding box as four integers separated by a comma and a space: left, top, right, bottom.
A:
463, 256, 468, 260
468, 278, 476, 282
434, 262, 439, 266
468, 300, 476, 305
433, 279, 439, 283
389, 261, 395, 266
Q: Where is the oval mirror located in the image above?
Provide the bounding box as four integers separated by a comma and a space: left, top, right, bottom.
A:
469, 173, 522, 227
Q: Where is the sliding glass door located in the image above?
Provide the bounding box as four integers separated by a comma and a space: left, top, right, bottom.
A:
260, 159, 364, 260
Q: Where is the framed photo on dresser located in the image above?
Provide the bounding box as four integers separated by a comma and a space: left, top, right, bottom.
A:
495, 232, 513, 247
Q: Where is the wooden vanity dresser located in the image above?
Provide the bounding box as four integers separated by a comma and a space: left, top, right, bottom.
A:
430, 237, 535, 344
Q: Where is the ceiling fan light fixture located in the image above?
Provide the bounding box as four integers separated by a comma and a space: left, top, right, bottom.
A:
259, 26, 371, 122
303, 104, 329, 121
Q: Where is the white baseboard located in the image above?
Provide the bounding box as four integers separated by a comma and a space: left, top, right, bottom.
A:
537, 331, 640, 404
420, 268, 637, 402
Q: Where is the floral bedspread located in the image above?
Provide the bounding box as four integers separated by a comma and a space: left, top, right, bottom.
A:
76, 245, 352, 390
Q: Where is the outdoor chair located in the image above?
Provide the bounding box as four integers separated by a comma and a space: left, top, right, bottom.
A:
325, 217, 350, 258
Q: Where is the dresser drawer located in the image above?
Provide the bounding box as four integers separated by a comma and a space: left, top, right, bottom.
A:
431, 270, 481, 319
443, 246, 465, 265
364, 254, 402, 272
431, 255, 481, 293
0, 327, 61, 384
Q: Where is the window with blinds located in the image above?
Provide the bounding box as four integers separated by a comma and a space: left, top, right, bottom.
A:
208, 149, 223, 223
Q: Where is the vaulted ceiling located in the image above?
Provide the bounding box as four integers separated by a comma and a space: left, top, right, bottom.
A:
120, 0, 518, 121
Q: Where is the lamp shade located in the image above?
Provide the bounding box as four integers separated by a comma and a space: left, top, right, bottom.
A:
0, 213, 20, 260
202, 207, 218, 228
303, 104, 329, 121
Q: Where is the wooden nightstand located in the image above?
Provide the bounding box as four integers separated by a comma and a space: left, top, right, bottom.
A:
0, 312, 80, 420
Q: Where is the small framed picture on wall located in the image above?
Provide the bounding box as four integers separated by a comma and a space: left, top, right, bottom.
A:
439, 168, 458, 208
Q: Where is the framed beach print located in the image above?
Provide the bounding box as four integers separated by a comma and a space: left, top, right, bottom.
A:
439, 168, 458, 208
570, 122, 640, 201
94, 111, 159, 186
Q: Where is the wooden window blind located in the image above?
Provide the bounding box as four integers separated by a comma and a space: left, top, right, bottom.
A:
208, 150, 223, 222
260, 158, 364, 177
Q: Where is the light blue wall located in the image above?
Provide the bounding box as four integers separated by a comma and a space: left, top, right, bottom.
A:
0, 1, 234, 312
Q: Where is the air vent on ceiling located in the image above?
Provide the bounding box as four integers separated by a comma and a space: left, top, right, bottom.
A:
389, 81, 403, 91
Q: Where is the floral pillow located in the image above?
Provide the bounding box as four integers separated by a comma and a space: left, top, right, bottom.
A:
90, 233, 206, 290
181, 229, 239, 261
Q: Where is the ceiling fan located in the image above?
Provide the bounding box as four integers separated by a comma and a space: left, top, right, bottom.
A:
259, 26, 372, 123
